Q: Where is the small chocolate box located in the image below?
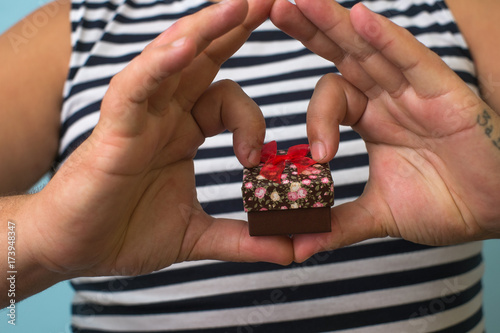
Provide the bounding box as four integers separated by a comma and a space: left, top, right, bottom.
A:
242, 141, 334, 236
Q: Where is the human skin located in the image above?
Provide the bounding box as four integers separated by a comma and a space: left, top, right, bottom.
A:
1, 0, 500, 305
270, 0, 500, 261
0, 0, 294, 308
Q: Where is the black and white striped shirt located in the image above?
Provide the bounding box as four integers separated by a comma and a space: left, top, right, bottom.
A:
61, 0, 484, 332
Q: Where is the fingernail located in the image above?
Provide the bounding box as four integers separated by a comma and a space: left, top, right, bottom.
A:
311, 142, 326, 161
248, 148, 261, 166
171, 37, 187, 48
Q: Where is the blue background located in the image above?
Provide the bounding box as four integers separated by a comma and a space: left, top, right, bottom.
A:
0, 1, 498, 332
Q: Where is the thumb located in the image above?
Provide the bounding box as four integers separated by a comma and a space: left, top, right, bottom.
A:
292, 192, 389, 262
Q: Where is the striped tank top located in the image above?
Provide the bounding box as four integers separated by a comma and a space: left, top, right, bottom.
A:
62, 0, 485, 332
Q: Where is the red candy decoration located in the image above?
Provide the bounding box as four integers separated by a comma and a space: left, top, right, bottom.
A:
259, 141, 317, 184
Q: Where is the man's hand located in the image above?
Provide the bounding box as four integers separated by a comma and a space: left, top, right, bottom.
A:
271, 0, 500, 261
24, 0, 292, 282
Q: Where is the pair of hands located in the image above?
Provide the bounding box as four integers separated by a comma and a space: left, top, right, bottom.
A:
28, 0, 500, 280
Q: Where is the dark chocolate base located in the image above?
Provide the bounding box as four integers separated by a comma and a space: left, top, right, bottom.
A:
248, 207, 332, 236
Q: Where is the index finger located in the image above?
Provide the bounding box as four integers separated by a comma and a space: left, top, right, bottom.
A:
177, 0, 276, 108
270, 0, 378, 95
293, 0, 460, 98
292, 0, 408, 97
191, 80, 266, 168
349, 3, 461, 97
146, 0, 249, 54
100, 0, 250, 137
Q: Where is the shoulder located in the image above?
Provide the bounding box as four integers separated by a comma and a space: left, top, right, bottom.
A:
445, 0, 500, 110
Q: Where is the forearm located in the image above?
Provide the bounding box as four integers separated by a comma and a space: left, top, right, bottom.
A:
0, 194, 69, 309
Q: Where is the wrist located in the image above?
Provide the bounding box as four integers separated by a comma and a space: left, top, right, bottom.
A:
0, 193, 75, 308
